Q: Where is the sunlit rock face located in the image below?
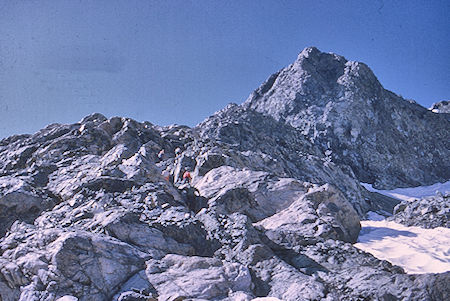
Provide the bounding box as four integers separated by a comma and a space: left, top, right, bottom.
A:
0, 47, 449, 301
430, 100, 450, 114
244, 47, 450, 189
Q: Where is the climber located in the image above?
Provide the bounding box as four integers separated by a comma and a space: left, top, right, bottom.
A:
182, 168, 192, 185
157, 149, 165, 161
161, 169, 170, 182
175, 147, 181, 156
178, 183, 205, 213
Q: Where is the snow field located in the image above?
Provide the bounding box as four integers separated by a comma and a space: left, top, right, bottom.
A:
355, 219, 450, 274
356, 181, 450, 274
361, 181, 450, 202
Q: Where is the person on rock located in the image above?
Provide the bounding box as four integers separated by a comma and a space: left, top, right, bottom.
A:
161, 169, 170, 182
157, 149, 165, 161
182, 169, 192, 185
179, 184, 204, 213
174, 147, 181, 156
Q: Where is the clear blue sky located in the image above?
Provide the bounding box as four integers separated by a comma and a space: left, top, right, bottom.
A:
1, 0, 449, 138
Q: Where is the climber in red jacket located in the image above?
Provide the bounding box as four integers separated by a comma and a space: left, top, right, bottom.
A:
182, 169, 192, 184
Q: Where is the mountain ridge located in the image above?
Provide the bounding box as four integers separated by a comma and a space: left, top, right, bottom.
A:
0, 47, 449, 300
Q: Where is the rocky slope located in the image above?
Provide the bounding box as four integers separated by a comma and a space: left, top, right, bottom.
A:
244, 47, 450, 189
0, 47, 449, 301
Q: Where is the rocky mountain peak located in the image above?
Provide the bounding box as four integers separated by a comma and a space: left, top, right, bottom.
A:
244, 47, 449, 189
79, 112, 108, 124
245, 47, 382, 115
294, 46, 347, 74
297, 46, 320, 57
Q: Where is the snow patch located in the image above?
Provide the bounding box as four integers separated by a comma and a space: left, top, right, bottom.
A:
361, 181, 450, 202
365, 211, 386, 221
355, 219, 450, 274
56, 296, 78, 301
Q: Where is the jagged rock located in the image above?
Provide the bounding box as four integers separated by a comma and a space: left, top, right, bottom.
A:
117, 291, 157, 301
196, 211, 263, 261
0, 176, 57, 236
95, 210, 194, 256
244, 47, 450, 189
195, 166, 295, 220
256, 184, 360, 243
195, 105, 368, 215
293, 239, 450, 300
197, 167, 360, 243
113, 270, 157, 301
430, 100, 450, 114
195, 166, 359, 220
361, 188, 401, 216
1, 226, 148, 301
144, 207, 221, 257
390, 193, 449, 228
145, 254, 253, 300
230, 243, 329, 301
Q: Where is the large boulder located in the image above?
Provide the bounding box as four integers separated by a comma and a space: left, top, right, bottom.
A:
195, 166, 313, 220
232, 244, 328, 301
145, 254, 253, 300
256, 184, 361, 243
0, 225, 148, 301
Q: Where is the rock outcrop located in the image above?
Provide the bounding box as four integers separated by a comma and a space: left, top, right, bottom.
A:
0, 47, 449, 300
430, 100, 450, 114
390, 193, 449, 228
255, 184, 360, 243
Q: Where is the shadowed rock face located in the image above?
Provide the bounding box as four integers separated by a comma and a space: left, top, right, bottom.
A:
0, 47, 449, 300
244, 47, 450, 189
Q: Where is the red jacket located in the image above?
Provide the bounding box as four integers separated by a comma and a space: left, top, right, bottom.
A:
183, 171, 191, 180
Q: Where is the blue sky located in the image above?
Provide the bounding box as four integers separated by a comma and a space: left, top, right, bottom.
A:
0, 0, 449, 138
